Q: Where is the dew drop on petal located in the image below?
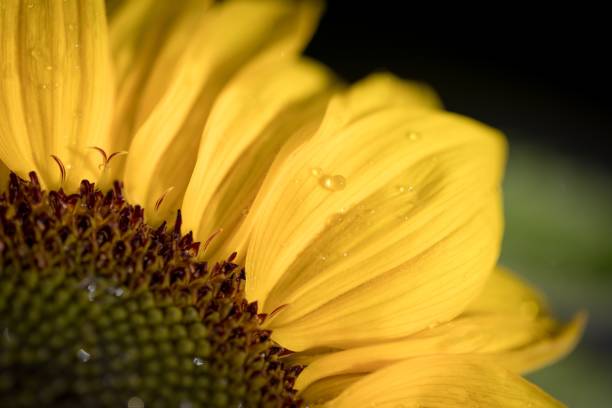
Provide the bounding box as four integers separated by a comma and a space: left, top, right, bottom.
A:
319, 175, 333, 189
407, 131, 421, 141
427, 321, 440, 330
310, 167, 322, 177
326, 213, 345, 226
396, 185, 406, 193
319, 174, 346, 191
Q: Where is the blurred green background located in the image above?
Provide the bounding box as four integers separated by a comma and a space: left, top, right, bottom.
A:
501, 144, 612, 407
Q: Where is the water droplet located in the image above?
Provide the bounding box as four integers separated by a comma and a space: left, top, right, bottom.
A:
26, 2, 34, 9
45, 65, 53, 71
67, 24, 75, 31
318, 254, 327, 262
319, 174, 346, 191
396, 185, 406, 193
407, 185, 414, 192
327, 213, 345, 226
86, 280, 96, 302
341, 251, 349, 257
240, 207, 249, 216
310, 167, 322, 177
407, 131, 421, 141
77, 348, 91, 362
2, 327, 13, 343
127, 396, 145, 408
73, 43, 80, 49
108, 287, 124, 297
193, 357, 207, 366
427, 321, 440, 330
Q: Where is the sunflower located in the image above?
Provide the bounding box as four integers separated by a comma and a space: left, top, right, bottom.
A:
0, 1, 584, 407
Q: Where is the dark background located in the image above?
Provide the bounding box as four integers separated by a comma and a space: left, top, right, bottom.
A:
305, 3, 611, 169
306, 4, 612, 406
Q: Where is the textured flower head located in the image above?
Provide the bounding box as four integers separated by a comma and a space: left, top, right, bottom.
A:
0, 1, 584, 407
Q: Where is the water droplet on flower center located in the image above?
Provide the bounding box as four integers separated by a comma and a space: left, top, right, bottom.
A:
127, 396, 145, 408
192, 357, 206, 367
77, 348, 91, 362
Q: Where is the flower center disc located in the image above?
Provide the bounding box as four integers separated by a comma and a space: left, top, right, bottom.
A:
0, 173, 301, 408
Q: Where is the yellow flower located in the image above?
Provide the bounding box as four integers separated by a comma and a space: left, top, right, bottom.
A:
0, 1, 584, 407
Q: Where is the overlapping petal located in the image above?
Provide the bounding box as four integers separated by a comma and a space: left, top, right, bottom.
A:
180, 57, 338, 257
324, 355, 564, 407
122, 0, 324, 222
245, 76, 506, 350
0, 0, 113, 189
293, 267, 585, 393
108, 0, 213, 171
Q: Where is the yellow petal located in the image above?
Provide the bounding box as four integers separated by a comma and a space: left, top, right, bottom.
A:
108, 0, 213, 172
181, 57, 337, 259
195, 72, 441, 261
341, 72, 443, 114
293, 267, 584, 390
123, 0, 323, 223
246, 81, 506, 350
495, 312, 586, 374
324, 355, 564, 408
465, 266, 548, 315
300, 374, 362, 405
466, 267, 586, 373
0, 0, 113, 190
